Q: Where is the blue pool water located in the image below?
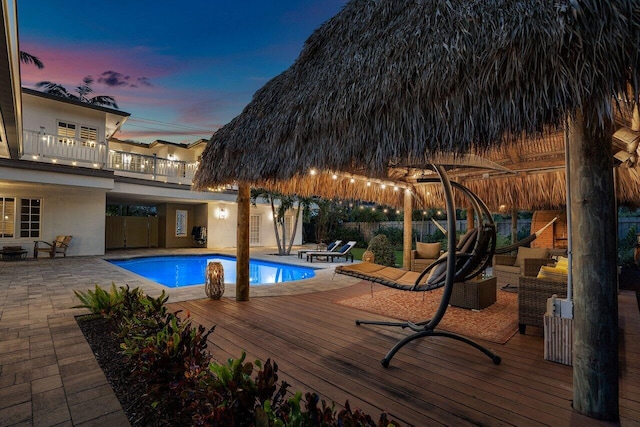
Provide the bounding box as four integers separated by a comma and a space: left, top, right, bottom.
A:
109, 255, 316, 288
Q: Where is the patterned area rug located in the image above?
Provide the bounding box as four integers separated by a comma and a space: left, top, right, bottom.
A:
335, 286, 518, 344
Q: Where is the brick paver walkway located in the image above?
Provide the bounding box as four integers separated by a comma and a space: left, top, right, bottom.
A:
0, 249, 357, 426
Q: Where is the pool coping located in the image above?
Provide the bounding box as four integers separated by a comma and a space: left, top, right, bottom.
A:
101, 246, 362, 303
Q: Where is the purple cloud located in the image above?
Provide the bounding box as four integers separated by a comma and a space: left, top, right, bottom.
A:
97, 70, 131, 87
137, 77, 152, 87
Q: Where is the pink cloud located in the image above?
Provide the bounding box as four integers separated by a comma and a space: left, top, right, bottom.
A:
20, 39, 177, 90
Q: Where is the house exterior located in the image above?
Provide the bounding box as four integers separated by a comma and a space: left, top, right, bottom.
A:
0, 5, 301, 257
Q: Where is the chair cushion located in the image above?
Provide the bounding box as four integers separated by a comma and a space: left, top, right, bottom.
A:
337, 243, 350, 253
514, 247, 549, 267
493, 264, 521, 274
537, 265, 568, 282
555, 256, 569, 269
415, 242, 441, 259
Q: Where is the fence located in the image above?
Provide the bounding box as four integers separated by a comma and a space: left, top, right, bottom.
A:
343, 218, 640, 243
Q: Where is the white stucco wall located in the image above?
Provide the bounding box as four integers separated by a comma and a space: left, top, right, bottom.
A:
0, 185, 107, 257
22, 93, 107, 143
206, 201, 303, 249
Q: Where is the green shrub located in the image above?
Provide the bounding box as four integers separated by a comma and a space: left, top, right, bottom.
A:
74, 286, 401, 426
73, 283, 125, 318
373, 226, 404, 248
367, 234, 395, 267
619, 226, 637, 267
329, 226, 366, 248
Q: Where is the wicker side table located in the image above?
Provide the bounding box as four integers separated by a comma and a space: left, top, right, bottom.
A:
450, 276, 497, 310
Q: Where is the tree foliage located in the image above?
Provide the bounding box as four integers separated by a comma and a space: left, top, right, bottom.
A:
36, 76, 119, 108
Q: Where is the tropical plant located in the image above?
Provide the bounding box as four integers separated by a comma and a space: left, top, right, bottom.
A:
19, 51, 44, 69
74, 285, 401, 426
251, 189, 310, 255
36, 75, 118, 108
366, 234, 395, 267
73, 283, 124, 318
619, 226, 637, 267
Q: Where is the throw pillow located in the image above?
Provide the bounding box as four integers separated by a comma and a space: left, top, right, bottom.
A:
537, 265, 568, 282
416, 242, 441, 259
555, 256, 569, 269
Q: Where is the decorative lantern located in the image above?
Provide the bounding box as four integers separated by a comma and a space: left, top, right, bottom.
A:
362, 250, 375, 263
205, 262, 225, 300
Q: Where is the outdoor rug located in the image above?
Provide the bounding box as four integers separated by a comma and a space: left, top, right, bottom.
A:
335, 286, 518, 344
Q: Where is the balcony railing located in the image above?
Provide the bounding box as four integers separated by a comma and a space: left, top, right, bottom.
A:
22, 129, 200, 184
22, 129, 107, 167
107, 150, 199, 184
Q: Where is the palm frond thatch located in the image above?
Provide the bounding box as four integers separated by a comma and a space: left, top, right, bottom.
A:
194, 0, 640, 191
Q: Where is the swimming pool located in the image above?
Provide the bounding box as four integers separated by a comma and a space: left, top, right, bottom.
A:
109, 255, 316, 288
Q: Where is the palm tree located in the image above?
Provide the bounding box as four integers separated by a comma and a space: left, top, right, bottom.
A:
35, 76, 118, 109
250, 189, 308, 255
19, 51, 44, 69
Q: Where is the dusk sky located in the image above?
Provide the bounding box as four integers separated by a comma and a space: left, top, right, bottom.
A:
18, 0, 348, 144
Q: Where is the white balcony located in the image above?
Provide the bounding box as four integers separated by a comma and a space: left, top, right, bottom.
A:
107, 150, 199, 184
21, 129, 200, 185
22, 129, 106, 168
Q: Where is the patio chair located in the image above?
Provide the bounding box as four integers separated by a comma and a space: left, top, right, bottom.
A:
297, 240, 341, 259
34, 235, 72, 258
493, 246, 553, 291
410, 242, 441, 272
306, 241, 356, 262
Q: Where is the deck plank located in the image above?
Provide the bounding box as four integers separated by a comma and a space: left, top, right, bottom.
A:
171, 283, 640, 426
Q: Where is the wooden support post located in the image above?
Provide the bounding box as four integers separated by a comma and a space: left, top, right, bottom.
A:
403, 189, 413, 270
467, 205, 475, 231
236, 182, 250, 302
569, 107, 618, 420
511, 208, 518, 245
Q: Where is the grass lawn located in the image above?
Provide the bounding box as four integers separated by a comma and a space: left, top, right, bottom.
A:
351, 248, 404, 266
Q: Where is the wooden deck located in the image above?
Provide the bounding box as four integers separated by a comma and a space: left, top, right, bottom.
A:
171, 283, 640, 426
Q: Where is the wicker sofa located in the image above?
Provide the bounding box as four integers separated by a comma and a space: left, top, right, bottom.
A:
492, 247, 553, 288
518, 276, 567, 334
410, 242, 441, 272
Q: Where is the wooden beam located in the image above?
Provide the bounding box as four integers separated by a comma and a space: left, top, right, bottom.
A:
569, 108, 619, 420
511, 208, 518, 244
467, 205, 475, 230
236, 182, 250, 301
506, 145, 522, 163
403, 189, 413, 270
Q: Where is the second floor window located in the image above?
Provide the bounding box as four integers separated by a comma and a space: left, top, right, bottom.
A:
57, 121, 76, 145
57, 121, 98, 147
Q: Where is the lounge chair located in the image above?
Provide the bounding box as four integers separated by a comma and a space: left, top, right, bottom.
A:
34, 235, 72, 258
306, 241, 356, 263
297, 240, 342, 259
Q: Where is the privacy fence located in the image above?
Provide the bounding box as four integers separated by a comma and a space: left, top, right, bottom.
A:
343, 218, 640, 243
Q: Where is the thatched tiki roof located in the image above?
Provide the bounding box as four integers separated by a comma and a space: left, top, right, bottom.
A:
193, 1, 640, 420
194, 0, 640, 190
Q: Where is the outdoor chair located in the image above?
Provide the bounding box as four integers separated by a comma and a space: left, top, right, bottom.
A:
493, 246, 553, 291
298, 240, 341, 259
410, 242, 441, 272
306, 241, 356, 263
34, 235, 73, 258
518, 275, 567, 334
